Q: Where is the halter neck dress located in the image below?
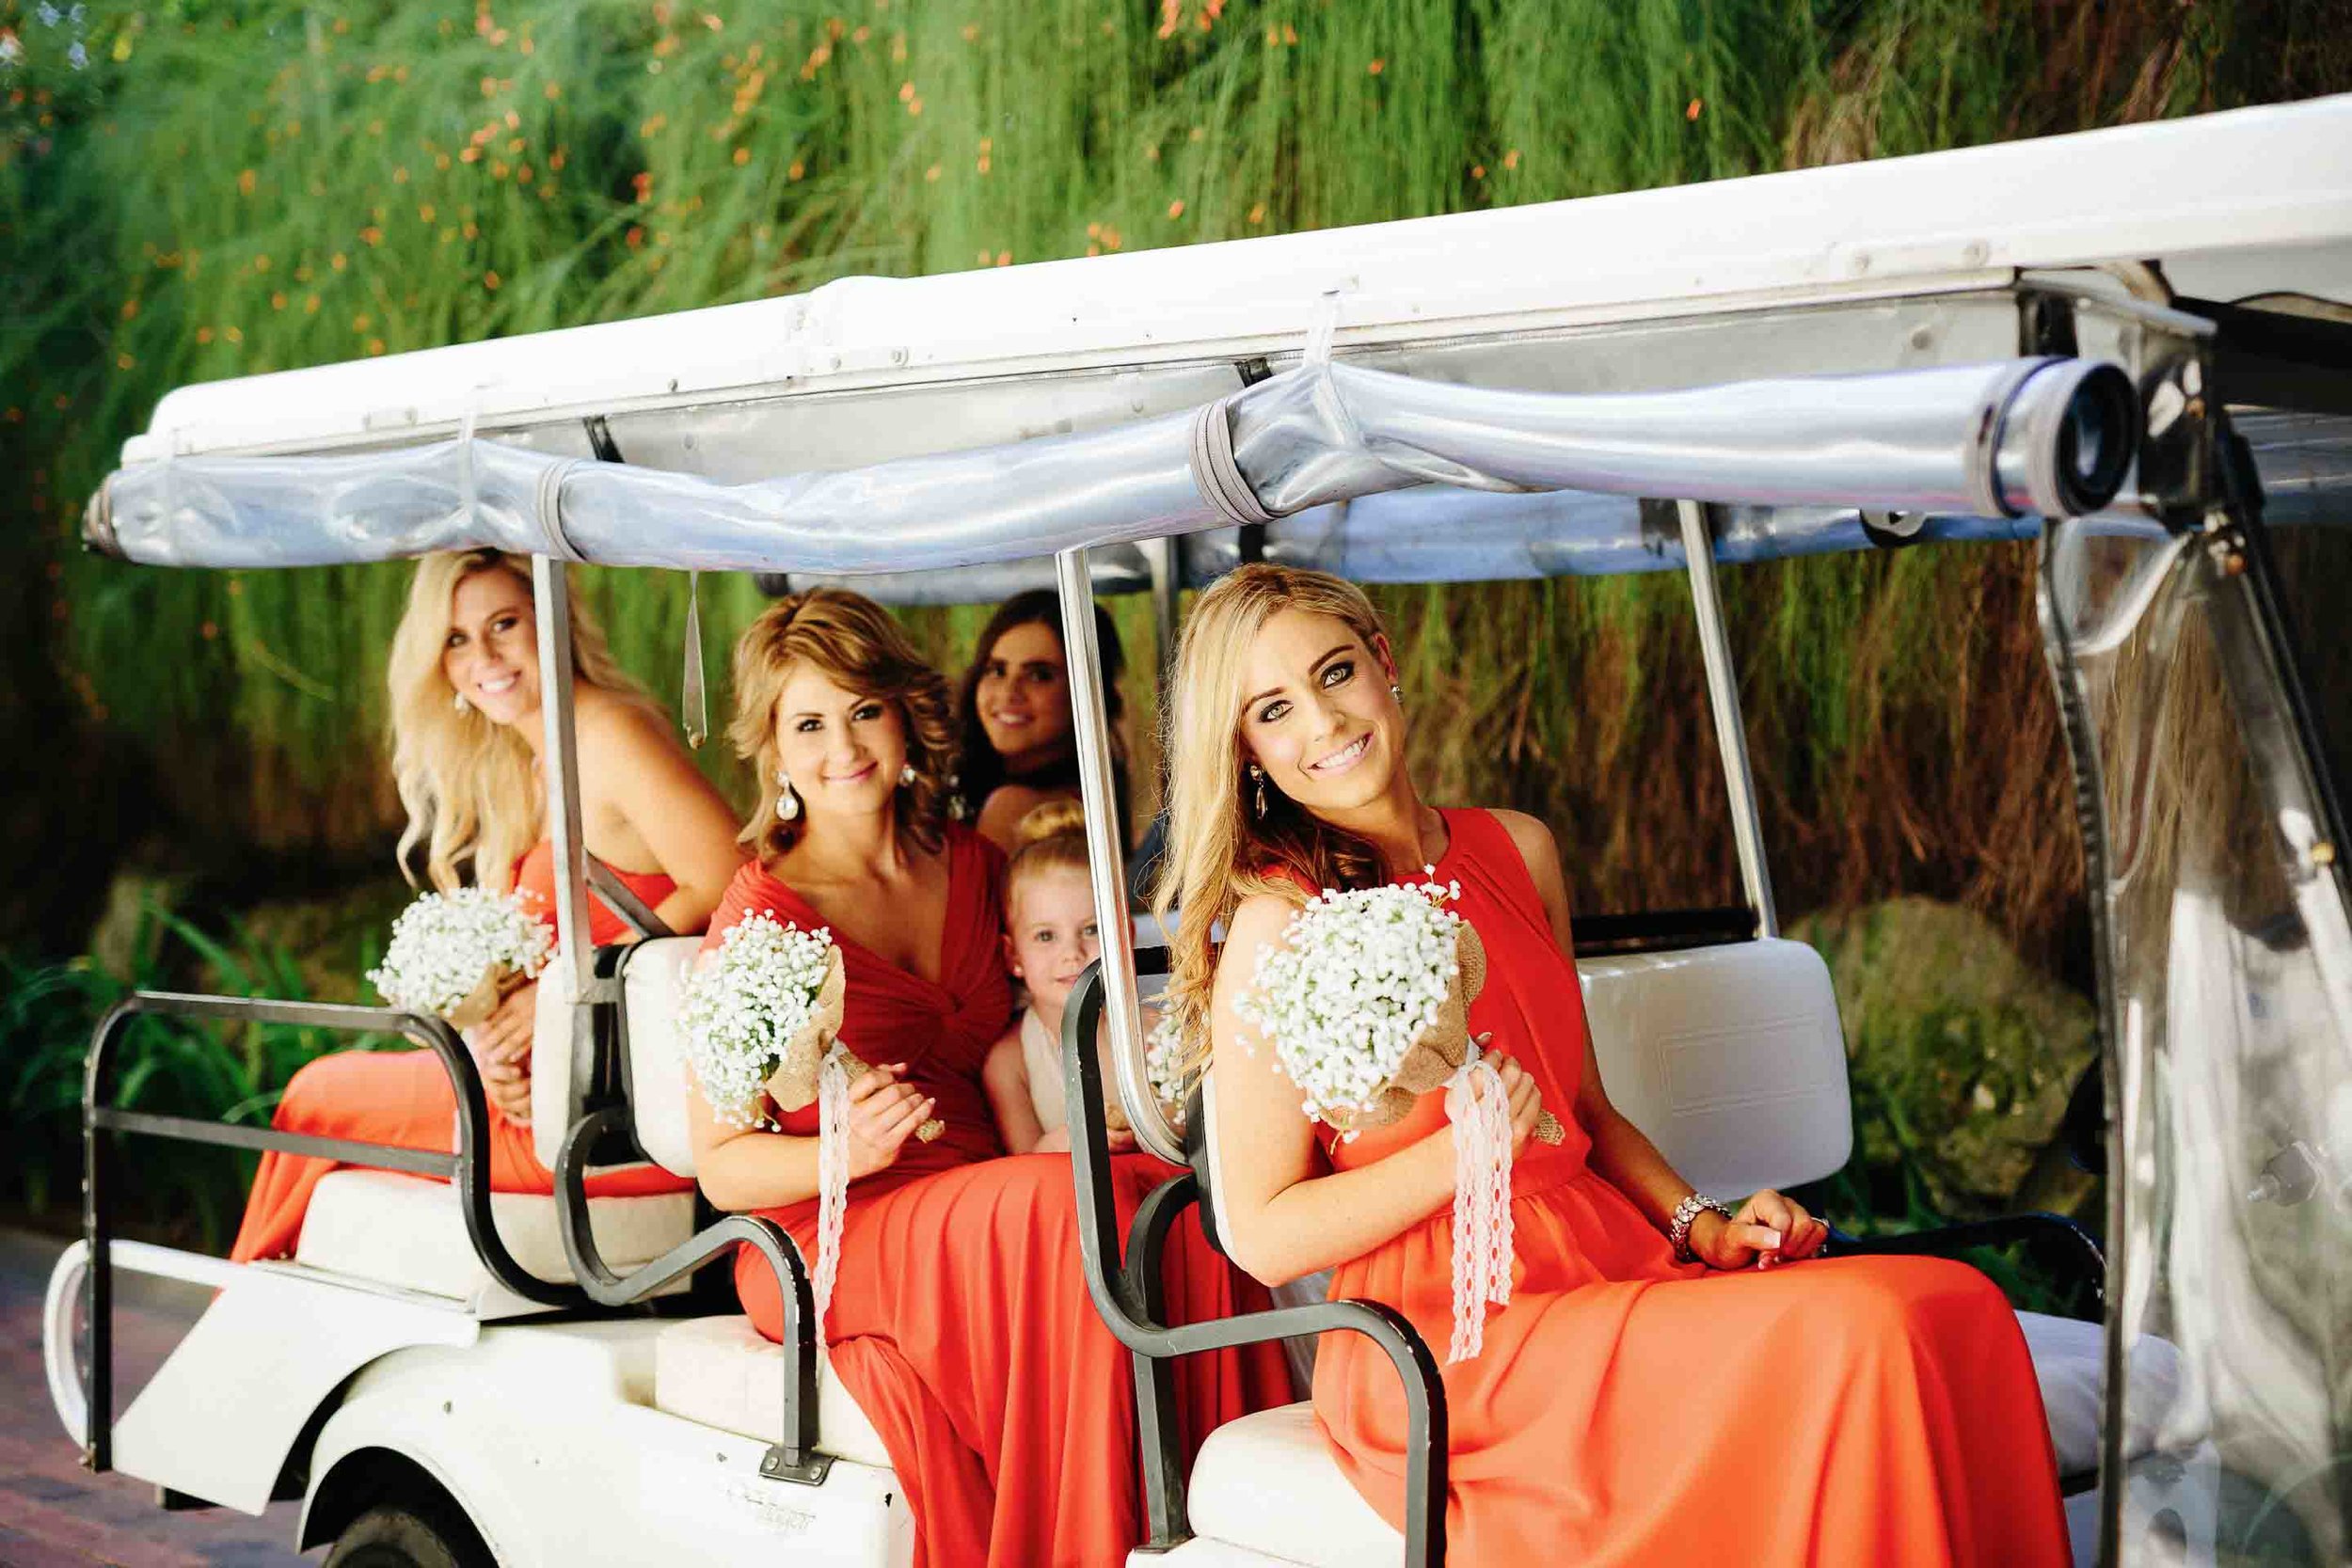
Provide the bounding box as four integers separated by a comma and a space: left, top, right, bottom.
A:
229, 844, 691, 1264
1307, 808, 2069, 1566
710, 823, 1287, 1568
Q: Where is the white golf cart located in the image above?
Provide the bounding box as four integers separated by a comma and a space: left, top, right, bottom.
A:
44, 94, 2352, 1567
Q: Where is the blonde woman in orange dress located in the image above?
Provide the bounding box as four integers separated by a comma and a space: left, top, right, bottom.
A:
230, 549, 743, 1262
1154, 562, 2069, 1566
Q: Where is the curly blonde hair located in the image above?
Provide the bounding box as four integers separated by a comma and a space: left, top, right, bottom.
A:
1152, 564, 1391, 1077
728, 588, 958, 864
386, 549, 650, 893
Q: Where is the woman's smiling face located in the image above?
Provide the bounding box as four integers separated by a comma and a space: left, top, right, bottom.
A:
1236, 608, 1404, 818
772, 664, 909, 821
443, 566, 541, 726
975, 620, 1073, 770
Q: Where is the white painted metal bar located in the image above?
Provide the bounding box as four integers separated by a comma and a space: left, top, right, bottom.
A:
1058, 546, 1183, 1164
1677, 499, 1779, 936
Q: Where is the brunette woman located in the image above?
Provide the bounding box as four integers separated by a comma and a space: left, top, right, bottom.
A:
950, 588, 1132, 851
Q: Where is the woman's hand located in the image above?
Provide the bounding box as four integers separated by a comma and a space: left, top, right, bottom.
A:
1486, 1047, 1546, 1161
846, 1064, 938, 1180
472, 980, 537, 1125
1689, 1188, 1830, 1271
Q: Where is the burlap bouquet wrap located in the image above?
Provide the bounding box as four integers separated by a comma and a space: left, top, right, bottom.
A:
1327, 923, 1565, 1146
760, 946, 945, 1142
445, 964, 528, 1031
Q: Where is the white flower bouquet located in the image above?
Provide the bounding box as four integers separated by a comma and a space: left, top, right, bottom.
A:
367, 888, 554, 1026
680, 911, 941, 1339
1234, 878, 1562, 1361
680, 912, 848, 1132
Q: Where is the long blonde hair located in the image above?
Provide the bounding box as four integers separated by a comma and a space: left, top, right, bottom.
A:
1153, 563, 1391, 1070
728, 588, 958, 865
387, 549, 648, 893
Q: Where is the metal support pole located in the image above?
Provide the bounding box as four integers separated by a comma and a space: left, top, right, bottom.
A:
532, 557, 601, 1125
1057, 546, 1184, 1164
1144, 534, 1181, 692
1676, 500, 1778, 937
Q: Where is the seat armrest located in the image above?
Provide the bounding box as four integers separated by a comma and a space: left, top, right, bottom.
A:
1829, 1212, 2105, 1318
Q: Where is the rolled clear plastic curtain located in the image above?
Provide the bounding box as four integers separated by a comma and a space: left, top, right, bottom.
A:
87, 357, 2138, 573
2044, 520, 2352, 1564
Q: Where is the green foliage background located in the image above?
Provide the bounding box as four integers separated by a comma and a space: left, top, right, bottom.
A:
7, 2, 2345, 937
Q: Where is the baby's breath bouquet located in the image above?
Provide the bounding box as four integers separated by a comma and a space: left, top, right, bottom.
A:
367, 889, 554, 1027
680, 911, 940, 1339
681, 913, 849, 1129
1234, 877, 1562, 1362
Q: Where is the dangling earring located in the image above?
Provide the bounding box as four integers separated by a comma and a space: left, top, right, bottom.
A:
453, 690, 469, 714
1390, 682, 1404, 705
776, 768, 802, 823
1248, 763, 1268, 820
898, 762, 917, 788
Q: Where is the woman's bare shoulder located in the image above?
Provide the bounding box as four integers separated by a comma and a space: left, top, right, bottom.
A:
975, 782, 1067, 847
573, 686, 677, 762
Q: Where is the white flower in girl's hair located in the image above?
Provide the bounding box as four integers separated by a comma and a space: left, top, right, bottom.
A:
1232, 879, 1466, 1135
680, 913, 838, 1130
369, 888, 553, 1023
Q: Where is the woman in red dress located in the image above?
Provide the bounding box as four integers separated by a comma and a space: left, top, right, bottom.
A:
230, 549, 743, 1263
1153, 563, 2071, 1566
688, 589, 1283, 1568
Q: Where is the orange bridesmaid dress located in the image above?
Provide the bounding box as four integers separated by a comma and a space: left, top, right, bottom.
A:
230, 844, 692, 1264
715, 824, 1288, 1568
1310, 808, 2069, 1566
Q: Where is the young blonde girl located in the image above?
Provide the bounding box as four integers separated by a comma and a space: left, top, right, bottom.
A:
979, 800, 1140, 1154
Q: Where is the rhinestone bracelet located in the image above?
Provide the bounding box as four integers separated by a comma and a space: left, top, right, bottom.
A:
1668, 1192, 1735, 1262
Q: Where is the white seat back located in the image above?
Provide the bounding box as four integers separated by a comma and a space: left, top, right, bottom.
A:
618, 936, 707, 1178
1580, 937, 1851, 1196
529, 937, 704, 1175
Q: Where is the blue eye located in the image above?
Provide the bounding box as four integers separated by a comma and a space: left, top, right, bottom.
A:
1322, 659, 1354, 688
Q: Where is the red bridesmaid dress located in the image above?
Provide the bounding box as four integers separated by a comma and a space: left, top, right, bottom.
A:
229, 843, 691, 1264
1310, 808, 2070, 1566
713, 823, 1288, 1568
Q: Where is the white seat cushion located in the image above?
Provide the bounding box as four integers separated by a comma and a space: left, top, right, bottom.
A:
293, 1169, 693, 1306
651, 1314, 894, 1471
2015, 1310, 2191, 1475
1188, 1402, 1397, 1568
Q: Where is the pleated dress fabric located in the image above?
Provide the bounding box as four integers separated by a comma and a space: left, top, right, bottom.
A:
712, 824, 1288, 1568
1310, 807, 2072, 1567
229, 844, 691, 1265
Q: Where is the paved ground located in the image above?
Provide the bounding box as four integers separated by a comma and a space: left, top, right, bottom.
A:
0, 1228, 311, 1567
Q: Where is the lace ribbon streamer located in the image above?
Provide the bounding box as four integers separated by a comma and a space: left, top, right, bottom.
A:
1443, 1047, 1517, 1363
811, 1047, 853, 1348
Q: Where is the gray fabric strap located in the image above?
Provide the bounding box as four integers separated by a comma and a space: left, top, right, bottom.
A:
532, 455, 589, 562
1189, 395, 1274, 528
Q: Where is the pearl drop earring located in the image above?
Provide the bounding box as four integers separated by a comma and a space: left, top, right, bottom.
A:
453, 690, 469, 714
776, 768, 802, 822
899, 762, 917, 787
